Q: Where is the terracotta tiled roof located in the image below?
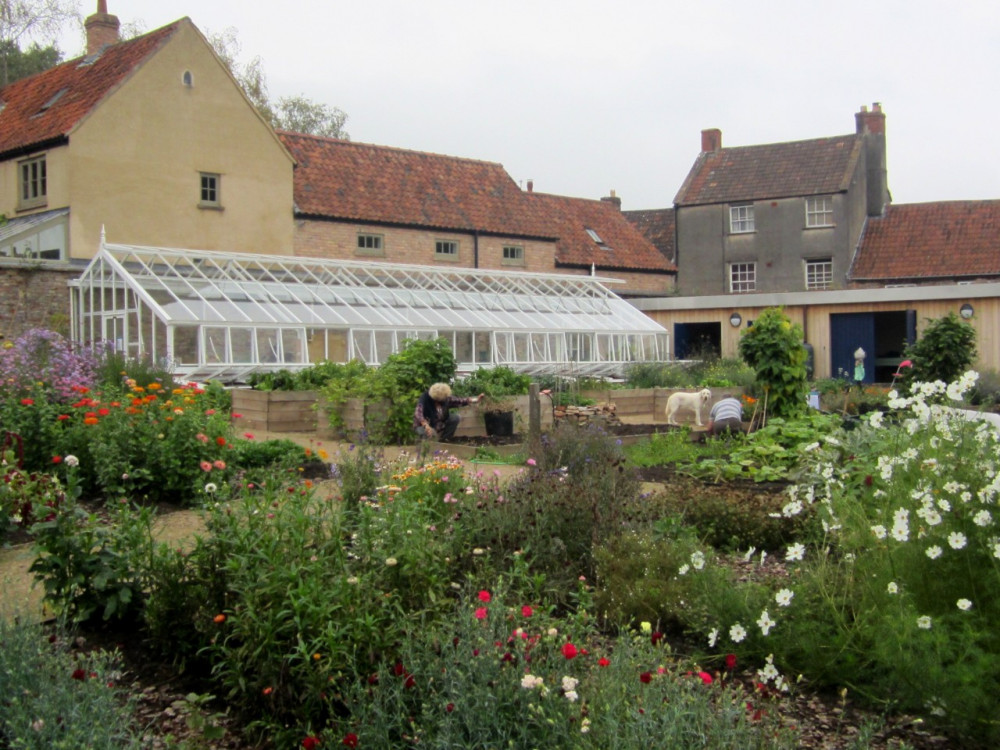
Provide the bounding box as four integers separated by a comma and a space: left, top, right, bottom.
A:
528, 193, 675, 273
278, 132, 554, 239
851, 201, 1000, 282
0, 20, 183, 159
674, 135, 862, 206
623, 208, 675, 261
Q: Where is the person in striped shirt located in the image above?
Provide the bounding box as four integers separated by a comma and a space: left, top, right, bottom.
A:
708, 396, 743, 435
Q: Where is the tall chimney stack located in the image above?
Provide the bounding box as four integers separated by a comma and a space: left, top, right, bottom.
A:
526, 179, 534, 193
701, 128, 722, 152
855, 103, 889, 217
85, 1, 120, 55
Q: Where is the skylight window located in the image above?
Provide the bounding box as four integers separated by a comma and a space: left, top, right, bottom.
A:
585, 228, 603, 244
34, 88, 68, 116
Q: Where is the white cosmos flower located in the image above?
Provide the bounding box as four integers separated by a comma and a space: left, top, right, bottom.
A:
64, 454, 79, 467
925, 546, 943, 560
729, 623, 747, 643
871, 525, 887, 540
917, 615, 932, 630
708, 628, 719, 648
690, 550, 705, 570
785, 543, 806, 562
887, 581, 898, 594
973, 510, 992, 527
756, 609, 775, 636
956, 599, 973, 611
775, 589, 794, 607
947, 532, 967, 550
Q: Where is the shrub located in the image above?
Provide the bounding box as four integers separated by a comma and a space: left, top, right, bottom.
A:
453, 365, 531, 410
738, 307, 808, 420
901, 311, 977, 390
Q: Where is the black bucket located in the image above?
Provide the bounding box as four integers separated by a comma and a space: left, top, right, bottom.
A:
483, 410, 514, 437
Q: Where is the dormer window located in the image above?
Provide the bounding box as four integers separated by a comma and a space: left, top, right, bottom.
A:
729, 204, 755, 234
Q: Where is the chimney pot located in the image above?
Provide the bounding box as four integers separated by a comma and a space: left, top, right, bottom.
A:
701, 128, 722, 152
526, 179, 533, 193
601, 190, 622, 210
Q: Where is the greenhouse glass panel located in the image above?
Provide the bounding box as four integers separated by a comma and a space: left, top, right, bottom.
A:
257, 329, 280, 363
205, 327, 227, 364
374, 330, 394, 362
495, 332, 511, 364
231, 329, 253, 363
474, 332, 491, 364
175, 326, 199, 365
531, 333, 547, 362
513, 333, 529, 362
281, 329, 305, 364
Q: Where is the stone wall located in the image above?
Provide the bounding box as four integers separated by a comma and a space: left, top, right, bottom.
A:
0, 264, 78, 341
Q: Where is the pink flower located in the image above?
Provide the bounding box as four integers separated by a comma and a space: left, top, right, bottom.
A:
526, 458, 536, 466
478, 590, 491, 603
196, 433, 209, 443
474, 607, 488, 620
244, 432, 255, 439
698, 671, 713, 685
521, 605, 533, 617
561, 643, 578, 659
213, 459, 226, 470
200, 461, 213, 472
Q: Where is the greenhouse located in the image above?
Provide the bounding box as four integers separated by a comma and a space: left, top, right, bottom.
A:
69, 243, 670, 382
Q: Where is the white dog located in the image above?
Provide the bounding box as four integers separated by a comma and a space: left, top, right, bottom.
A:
665, 388, 712, 426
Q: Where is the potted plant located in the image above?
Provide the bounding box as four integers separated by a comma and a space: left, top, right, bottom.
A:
453, 366, 531, 437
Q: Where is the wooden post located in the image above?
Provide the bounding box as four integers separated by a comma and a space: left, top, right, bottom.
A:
528, 382, 541, 445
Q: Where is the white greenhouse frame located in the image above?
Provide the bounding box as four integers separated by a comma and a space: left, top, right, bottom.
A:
69, 242, 670, 382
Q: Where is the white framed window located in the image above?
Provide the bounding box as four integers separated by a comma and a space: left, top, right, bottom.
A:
18, 155, 47, 209
729, 204, 755, 233
502, 245, 524, 266
356, 233, 384, 256
805, 196, 834, 228
729, 262, 756, 293
805, 258, 833, 290
435, 240, 458, 260
199, 172, 221, 208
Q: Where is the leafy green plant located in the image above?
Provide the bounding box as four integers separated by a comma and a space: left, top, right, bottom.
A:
738, 307, 809, 420
900, 311, 977, 389
0, 620, 143, 748
453, 365, 530, 411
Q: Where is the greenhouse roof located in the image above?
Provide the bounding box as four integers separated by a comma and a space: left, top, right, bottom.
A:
77, 244, 665, 334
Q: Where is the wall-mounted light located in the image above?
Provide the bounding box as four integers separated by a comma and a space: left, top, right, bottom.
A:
960, 303, 974, 320
729, 312, 743, 328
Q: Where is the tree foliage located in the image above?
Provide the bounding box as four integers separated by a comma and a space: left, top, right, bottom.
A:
0, 0, 77, 85
737, 306, 808, 419
206, 26, 349, 139
901, 311, 978, 388
0, 38, 59, 83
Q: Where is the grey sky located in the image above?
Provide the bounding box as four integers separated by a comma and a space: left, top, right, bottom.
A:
62, 1, 1000, 210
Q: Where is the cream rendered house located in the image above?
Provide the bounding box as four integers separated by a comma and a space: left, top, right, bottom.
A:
0, 4, 294, 265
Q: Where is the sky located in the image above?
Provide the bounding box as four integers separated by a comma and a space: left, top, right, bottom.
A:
55, 1, 1000, 210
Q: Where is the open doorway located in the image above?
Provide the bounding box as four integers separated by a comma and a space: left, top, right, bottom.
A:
674, 322, 721, 360
829, 310, 915, 383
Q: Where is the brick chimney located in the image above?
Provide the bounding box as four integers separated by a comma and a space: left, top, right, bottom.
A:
85, 1, 120, 55
855, 103, 889, 217
701, 128, 722, 152
526, 179, 533, 193
601, 189, 622, 210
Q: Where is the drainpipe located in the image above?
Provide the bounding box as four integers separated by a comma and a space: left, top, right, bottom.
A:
474, 230, 480, 268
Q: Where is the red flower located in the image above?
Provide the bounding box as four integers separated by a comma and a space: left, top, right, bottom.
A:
392, 661, 405, 677
71, 668, 86, 680
474, 607, 488, 620
864, 475, 873, 486
57, 414, 69, 421
52, 455, 62, 464
302, 736, 321, 749
244, 432, 255, 439
342, 732, 358, 748
651, 631, 663, 646
262, 686, 273, 695
20, 398, 34, 406
478, 590, 491, 603
216, 436, 227, 446
639, 671, 652, 684
598, 657, 610, 667
521, 605, 533, 617
404, 673, 416, 689
446, 702, 455, 713
98, 408, 110, 416
698, 671, 713, 685
232, 413, 243, 419
725, 653, 737, 670
561, 643, 578, 660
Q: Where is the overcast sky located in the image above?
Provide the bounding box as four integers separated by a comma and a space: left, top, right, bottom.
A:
60, 1, 1000, 210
